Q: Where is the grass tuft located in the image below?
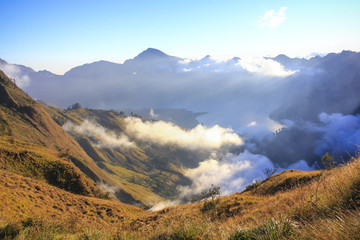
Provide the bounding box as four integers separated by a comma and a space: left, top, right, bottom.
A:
229, 218, 295, 240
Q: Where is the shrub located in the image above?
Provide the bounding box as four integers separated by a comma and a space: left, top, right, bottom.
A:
199, 185, 221, 213
263, 168, 277, 178
229, 218, 295, 240
321, 152, 336, 169
244, 180, 261, 192
0, 222, 21, 239
201, 198, 220, 213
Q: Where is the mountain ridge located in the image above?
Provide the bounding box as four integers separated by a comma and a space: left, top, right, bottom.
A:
2, 49, 360, 78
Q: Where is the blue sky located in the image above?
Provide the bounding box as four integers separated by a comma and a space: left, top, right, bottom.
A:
1, 0, 359, 74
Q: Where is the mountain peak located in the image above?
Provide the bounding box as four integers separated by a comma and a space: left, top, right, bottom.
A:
0, 58, 8, 65
134, 48, 170, 60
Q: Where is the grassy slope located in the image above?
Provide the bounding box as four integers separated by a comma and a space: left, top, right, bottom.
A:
118, 157, 359, 239
0, 136, 105, 198
1, 156, 359, 239
0, 71, 113, 199
0, 70, 162, 205
44, 106, 192, 204
0, 71, 88, 160
0, 169, 144, 231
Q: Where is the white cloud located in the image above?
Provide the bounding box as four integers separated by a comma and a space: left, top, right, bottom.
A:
124, 117, 243, 150
150, 200, 181, 211
178, 150, 275, 197
237, 57, 298, 77
175, 55, 297, 76
63, 120, 135, 149
261, 7, 288, 28
149, 108, 159, 119
247, 121, 257, 127
176, 56, 244, 73
178, 150, 313, 198
98, 182, 119, 194
0, 64, 30, 88
314, 113, 360, 156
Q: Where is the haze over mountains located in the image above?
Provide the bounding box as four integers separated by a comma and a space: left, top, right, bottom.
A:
1, 48, 360, 178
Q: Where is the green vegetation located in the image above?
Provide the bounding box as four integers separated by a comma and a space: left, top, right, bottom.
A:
200, 185, 221, 213
321, 152, 336, 169
263, 168, 277, 178
229, 218, 294, 240
0, 136, 104, 198
43, 105, 193, 205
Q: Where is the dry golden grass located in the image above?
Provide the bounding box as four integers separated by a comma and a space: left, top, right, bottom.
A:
248, 169, 322, 195
0, 136, 106, 198
120, 157, 360, 239
1, 156, 360, 239
0, 170, 144, 230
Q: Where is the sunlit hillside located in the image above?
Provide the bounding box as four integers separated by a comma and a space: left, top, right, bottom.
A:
1, 150, 359, 239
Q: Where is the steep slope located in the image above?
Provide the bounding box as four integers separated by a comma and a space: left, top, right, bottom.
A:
0, 70, 165, 205
0, 70, 87, 157
0, 169, 144, 229
0, 70, 107, 198
44, 106, 194, 203
0, 136, 104, 197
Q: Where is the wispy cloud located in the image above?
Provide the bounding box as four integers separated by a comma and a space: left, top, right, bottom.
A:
124, 117, 243, 150
238, 57, 298, 77
63, 120, 135, 149
149, 108, 159, 119
0, 64, 30, 88
261, 7, 288, 28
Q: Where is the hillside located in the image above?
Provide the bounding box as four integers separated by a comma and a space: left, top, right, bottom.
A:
0, 70, 112, 199
0, 169, 145, 239
0, 70, 171, 206
43, 105, 204, 204
1, 152, 359, 239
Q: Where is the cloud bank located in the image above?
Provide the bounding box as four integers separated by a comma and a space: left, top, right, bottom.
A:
124, 117, 243, 150
238, 58, 298, 77
176, 56, 296, 77
0, 64, 30, 88
315, 113, 360, 157
63, 120, 135, 149
178, 150, 312, 198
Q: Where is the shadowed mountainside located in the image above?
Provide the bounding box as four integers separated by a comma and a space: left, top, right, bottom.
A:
43, 106, 206, 204
0, 70, 163, 205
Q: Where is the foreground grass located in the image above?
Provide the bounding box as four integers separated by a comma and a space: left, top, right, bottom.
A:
1, 156, 360, 239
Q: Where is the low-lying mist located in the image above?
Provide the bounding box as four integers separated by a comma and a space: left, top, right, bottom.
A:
124, 117, 243, 150
3, 49, 360, 207
63, 120, 135, 149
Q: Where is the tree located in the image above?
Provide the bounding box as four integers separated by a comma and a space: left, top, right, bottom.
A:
321, 152, 335, 169
200, 184, 221, 213
190, 184, 221, 203
202, 184, 221, 200
263, 168, 277, 178
67, 103, 82, 110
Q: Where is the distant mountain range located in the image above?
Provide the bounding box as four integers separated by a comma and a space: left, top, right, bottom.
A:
1, 49, 359, 124
2, 49, 360, 167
